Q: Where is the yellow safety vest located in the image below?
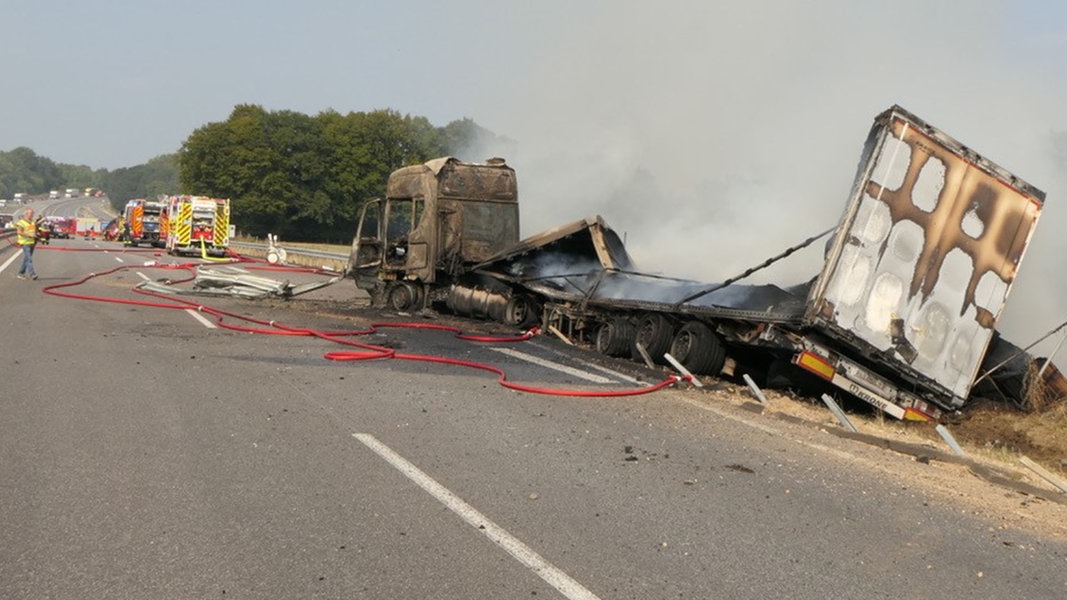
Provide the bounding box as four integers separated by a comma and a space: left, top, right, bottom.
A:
15, 219, 37, 246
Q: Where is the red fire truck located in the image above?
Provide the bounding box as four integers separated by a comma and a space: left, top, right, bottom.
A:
45, 216, 77, 239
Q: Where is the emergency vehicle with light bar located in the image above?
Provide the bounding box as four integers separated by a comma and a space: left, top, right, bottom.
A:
45, 216, 76, 239
122, 198, 166, 247
163, 195, 231, 257
346, 106, 1047, 421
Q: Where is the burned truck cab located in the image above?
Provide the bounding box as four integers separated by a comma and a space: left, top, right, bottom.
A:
348, 157, 519, 310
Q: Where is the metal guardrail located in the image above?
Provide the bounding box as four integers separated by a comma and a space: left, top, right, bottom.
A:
0, 235, 349, 267
229, 240, 348, 270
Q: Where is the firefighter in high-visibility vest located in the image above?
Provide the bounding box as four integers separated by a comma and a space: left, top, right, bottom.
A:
14, 208, 39, 280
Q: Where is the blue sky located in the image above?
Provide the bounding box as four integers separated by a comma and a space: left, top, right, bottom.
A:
5, 1, 1067, 347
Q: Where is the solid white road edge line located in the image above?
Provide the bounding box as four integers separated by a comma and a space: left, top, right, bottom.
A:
0, 249, 20, 273
527, 340, 645, 385
572, 359, 644, 386
352, 433, 602, 600
489, 347, 614, 383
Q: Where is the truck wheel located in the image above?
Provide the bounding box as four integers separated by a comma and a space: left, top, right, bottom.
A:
633, 313, 674, 364
369, 283, 389, 308
596, 318, 636, 357
669, 321, 726, 375
388, 282, 422, 311
502, 294, 540, 328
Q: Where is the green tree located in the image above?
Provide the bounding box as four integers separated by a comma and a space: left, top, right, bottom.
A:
104, 153, 179, 211
178, 104, 504, 242
56, 163, 100, 191
0, 147, 63, 197
315, 109, 450, 241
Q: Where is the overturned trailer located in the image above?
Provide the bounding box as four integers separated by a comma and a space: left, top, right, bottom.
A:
347, 106, 1048, 421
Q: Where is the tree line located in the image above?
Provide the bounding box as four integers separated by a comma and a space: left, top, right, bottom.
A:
179, 105, 509, 242
3, 105, 510, 242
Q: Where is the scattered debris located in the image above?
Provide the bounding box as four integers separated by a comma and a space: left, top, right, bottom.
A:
138, 266, 342, 299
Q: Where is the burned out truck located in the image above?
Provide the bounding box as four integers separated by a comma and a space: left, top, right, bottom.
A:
347, 106, 1047, 421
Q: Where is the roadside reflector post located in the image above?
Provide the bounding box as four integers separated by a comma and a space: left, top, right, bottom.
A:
546, 325, 574, 346
663, 353, 703, 388
1019, 456, 1067, 494
742, 374, 769, 406
820, 394, 858, 433
935, 424, 967, 457
634, 342, 655, 369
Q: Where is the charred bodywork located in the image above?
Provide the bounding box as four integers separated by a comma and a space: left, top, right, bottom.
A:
346, 107, 1049, 420
348, 157, 519, 309
807, 106, 1043, 409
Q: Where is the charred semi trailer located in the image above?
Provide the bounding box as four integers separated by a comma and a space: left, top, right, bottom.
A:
346, 106, 1045, 421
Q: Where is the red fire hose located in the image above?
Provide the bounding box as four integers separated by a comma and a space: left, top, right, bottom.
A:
34, 247, 687, 397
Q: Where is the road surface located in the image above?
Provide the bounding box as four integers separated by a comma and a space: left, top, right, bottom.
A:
1, 233, 1066, 599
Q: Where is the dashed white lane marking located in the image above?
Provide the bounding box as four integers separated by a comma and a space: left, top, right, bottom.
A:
184, 308, 217, 329
353, 433, 601, 600
489, 347, 614, 383
115, 256, 124, 263
132, 271, 214, 328
0, 249, 20, 273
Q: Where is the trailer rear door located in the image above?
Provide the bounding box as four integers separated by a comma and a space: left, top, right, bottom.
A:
806, 106, 1044, 406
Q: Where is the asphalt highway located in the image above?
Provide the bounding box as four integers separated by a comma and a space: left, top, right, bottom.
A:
2, 225, 1066, 599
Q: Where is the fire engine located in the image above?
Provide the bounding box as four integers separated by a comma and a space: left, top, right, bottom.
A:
163, 195, 231, 257
122, 199, 166, 247
45, 216, 77, 239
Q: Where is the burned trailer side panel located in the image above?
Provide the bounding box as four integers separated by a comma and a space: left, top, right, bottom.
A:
470, 215, 809, 325
807, 105, 1044, 409
474, 215, 635, 274
450, 216, 637, 327
471, 214, 811, 354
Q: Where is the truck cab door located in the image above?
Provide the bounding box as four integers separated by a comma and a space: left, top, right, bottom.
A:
348, 199, 383, 289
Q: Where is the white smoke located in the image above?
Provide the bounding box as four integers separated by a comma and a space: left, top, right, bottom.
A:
465, 1, 1067, 356
7, 1, 1067, 357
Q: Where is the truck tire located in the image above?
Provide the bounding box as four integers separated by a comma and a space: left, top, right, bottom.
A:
669, 321, 726, 375
502, 294, 540, 328
633, 313, 674, 364
388, 281, 423, 311
369, 283, 390, 308
596, 318, 636, 357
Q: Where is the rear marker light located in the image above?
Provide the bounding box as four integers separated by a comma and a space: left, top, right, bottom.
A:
796, 351, 835, 381
902, 407, 933, 422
